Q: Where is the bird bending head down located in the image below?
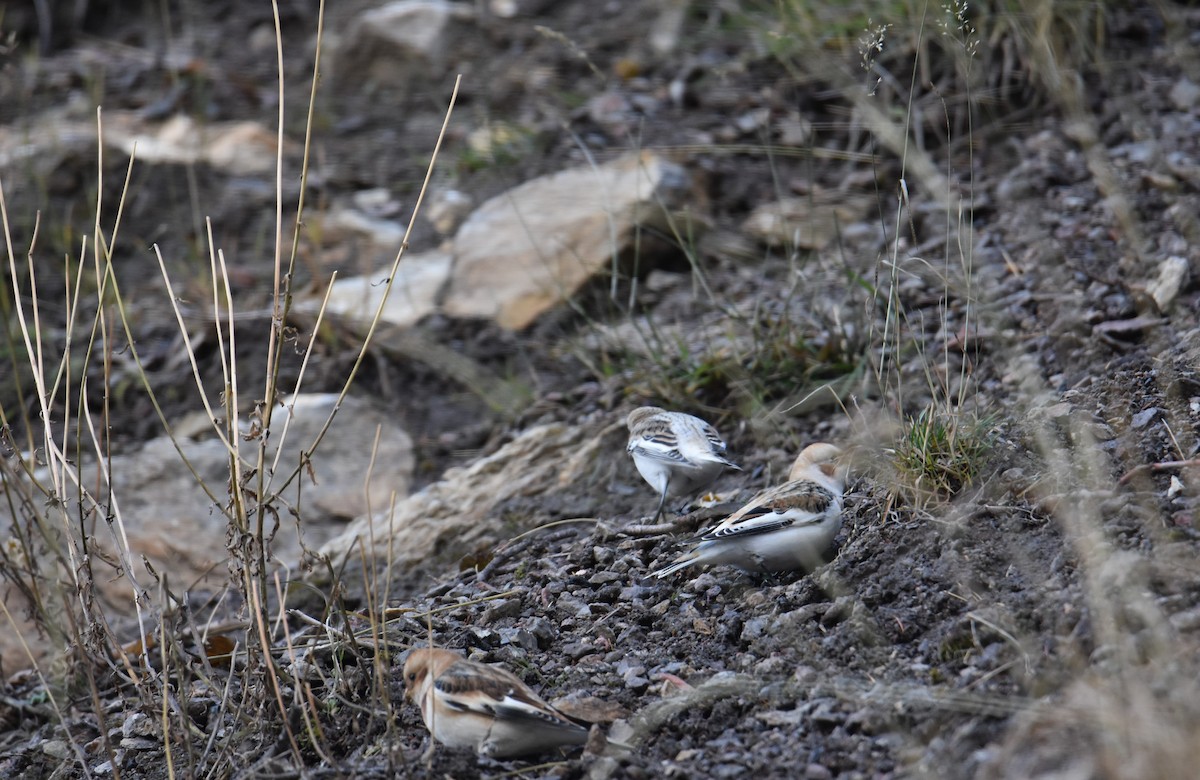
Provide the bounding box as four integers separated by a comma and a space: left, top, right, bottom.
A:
402, 647, 591, 759
625, 406, 740, 522
652, 442, 846, 578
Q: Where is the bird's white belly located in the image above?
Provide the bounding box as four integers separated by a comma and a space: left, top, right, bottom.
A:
633, 457, 722, 497
427, 708, 489, 752
702, 520, 839, 572
633, 458, 671, 495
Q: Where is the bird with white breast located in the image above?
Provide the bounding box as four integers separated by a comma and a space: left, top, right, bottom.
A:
625, 406, 740, 522
402, 647, 591, 759
652, 442, 846, 578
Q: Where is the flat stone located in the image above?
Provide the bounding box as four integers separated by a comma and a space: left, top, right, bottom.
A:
441, 151, 690, 330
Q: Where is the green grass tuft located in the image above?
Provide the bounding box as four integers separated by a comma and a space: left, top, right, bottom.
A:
892, 404, 995, 505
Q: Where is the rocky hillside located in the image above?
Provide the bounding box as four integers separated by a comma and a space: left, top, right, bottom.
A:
1, 1, 1198, 778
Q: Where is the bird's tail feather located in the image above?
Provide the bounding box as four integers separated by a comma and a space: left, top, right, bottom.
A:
651, 551, 699, 579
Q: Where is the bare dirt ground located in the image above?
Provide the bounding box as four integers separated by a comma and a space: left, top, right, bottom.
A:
1, 1, 1199, 778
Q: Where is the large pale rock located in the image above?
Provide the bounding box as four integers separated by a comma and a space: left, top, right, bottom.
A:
298, 196, 454, 330
319, 418, 615, 584
332, 0, 475, 84
112, 394, 414, 557
105, 396, 412, 559
0, 394, 413, 666
103, 113, 281, 175
442, 151, 691, 330
317, 248, 453, 330
262, 394, 416, 520
0, 110, 281, 181
353, 0, 473, 58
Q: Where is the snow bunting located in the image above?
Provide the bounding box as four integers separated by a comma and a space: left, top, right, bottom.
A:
626, 406, 740, 521
652, 442, 846, 577
402, 648, 590, 759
